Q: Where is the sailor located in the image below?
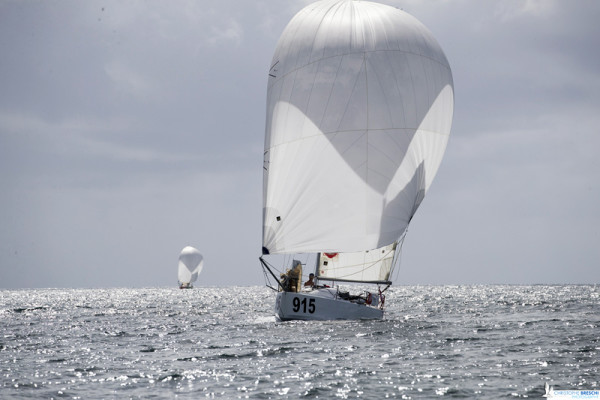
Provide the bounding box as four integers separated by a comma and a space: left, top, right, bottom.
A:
304, 273, 315, 287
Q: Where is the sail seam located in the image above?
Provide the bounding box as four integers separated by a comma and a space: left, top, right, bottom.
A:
266, 127, 449, 152
270, 49, 451, 87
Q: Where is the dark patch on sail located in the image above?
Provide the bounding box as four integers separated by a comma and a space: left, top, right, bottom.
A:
378, 161, 426, 248
262, 206, 285, 252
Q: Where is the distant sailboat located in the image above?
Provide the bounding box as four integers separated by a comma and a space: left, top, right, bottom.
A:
178, 246, 203, 289
259, 0, 454, 320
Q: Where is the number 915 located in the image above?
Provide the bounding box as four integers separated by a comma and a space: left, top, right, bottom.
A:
292, 297, 315, 313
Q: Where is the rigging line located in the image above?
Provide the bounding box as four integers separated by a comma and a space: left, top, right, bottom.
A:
321, 248, 396, 280
335, 53, 368, 134
364, 53, 369, 175
307, 0, 346, 72
269, 48, 450, 91
374, 49, 400, 129
325, 253, 393, 272
359, 2, 370, 135
317, 55, 344, 130
380, 282, 392, 294
260, 257, 285, 291
261, 263, 277, 292
390, 229, 407, 281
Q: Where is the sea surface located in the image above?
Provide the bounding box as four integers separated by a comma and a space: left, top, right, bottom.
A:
1, 285, 598, 399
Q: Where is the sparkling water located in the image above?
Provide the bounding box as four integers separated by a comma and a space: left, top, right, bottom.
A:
1, 285, 598, 398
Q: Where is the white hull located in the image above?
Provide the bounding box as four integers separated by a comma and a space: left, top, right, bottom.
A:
275, 289, 383, 321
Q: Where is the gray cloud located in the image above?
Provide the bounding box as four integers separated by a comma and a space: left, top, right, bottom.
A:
1, 0, 599, 288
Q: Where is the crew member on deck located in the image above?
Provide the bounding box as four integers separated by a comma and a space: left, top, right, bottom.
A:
304, 273, 315, 287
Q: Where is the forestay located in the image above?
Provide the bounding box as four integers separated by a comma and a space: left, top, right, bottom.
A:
262, 0, 454, 259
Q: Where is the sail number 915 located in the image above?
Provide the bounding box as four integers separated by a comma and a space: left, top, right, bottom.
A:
292, 297, 315, 313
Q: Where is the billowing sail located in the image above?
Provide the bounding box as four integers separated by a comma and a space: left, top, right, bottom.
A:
262, 0, 453, 256
178, 246, 203, 285
317, 243, 396, 284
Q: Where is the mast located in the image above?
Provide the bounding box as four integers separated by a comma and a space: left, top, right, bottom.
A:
314, 252, 321, 285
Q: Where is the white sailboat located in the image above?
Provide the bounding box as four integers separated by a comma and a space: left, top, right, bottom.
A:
178, 246, 203, 289
260, 0, 454, 321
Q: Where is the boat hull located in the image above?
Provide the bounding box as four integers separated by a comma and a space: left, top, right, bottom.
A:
275, 289, 383, 321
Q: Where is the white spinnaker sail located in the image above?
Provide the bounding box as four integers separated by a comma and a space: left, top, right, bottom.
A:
178, 246, 203, 285
262, 0, 453, 256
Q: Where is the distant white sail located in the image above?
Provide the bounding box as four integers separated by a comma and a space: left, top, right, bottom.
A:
262, 0, 454, 257
178, 246, 203, 287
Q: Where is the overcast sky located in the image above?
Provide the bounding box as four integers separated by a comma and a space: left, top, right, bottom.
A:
1, 0, 599, 289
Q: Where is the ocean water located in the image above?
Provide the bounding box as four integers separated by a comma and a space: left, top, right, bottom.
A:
1, 285, 598, 399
